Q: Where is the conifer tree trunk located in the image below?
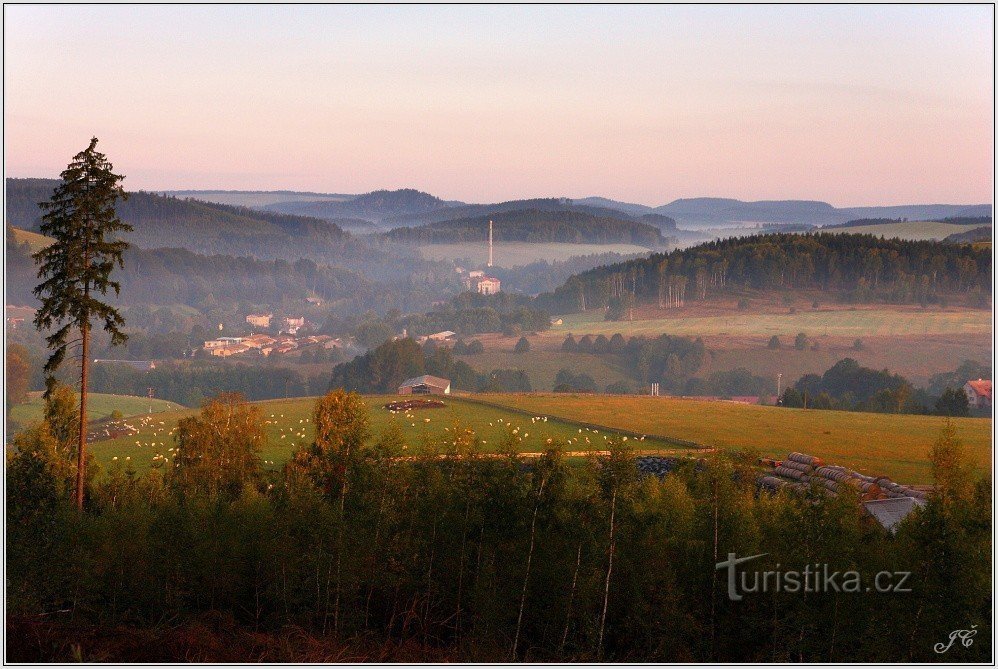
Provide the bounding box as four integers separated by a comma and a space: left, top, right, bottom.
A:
76, 322, 89, 510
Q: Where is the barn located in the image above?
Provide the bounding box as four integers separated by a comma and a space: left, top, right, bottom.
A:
398, 375, 451, 395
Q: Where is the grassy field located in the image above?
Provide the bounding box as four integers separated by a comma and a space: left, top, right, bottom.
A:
546, 307, 991, 340
88, 395, 689, 473
456, 349, 635, 391
8, 226, 53, 252
10, 392, 183, 426
477, 394, 992, 484
698, 334, 991, 386
821, 221, 992, 241
417, 241, 653, 267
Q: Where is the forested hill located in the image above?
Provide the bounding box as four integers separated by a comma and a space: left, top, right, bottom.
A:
384, 209, 667, 246
380, 197, 678, 230
264, 188, 457, 223
6, 235, 450, 315
537, 232, 992, 313
6, 178, 348, 254
5, 179, 437, 274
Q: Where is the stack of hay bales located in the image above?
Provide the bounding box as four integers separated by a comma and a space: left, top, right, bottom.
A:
757, 451, 929, 502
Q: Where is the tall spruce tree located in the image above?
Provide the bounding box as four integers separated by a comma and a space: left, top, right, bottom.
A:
32, 137, 131, 510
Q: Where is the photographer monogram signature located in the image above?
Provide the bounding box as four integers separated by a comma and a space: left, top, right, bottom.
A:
934, 625, 978, 654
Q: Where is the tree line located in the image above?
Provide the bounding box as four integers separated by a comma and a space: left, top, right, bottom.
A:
327, 338, 531, 394
780, 358, 990, 417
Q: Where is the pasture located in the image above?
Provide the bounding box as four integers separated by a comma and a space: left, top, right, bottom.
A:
545, 306, 991, 340
455, 349, 634, 391
477, 393, 992, 484
821, 220, 992, 241
417, 241, 653, 267
10, 392, 183, 427
87, 394, 690, 473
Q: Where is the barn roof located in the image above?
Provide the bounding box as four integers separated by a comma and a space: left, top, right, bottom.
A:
862, 496, 927, 533
965, 379, 992, 399
399, 375, 451, 389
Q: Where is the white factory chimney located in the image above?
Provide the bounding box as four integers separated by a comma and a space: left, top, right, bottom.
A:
488, 219, 493, 267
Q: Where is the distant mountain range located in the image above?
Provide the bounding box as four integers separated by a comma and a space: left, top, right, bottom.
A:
167, 188, 990, 230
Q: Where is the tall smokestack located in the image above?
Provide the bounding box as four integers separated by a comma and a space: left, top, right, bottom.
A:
488, 219, 493, 267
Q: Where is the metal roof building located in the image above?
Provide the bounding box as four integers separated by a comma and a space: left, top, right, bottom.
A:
862, 496, 927, 534
398, 375, 451, 396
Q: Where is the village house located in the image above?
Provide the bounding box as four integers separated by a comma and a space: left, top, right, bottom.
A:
245, 313, 272, 328
203, 336, 244, 350
210, 343, 251, 358
476, 277, 501, 295
417, 330, 456, 344
398, 375, 451, 395
963, 379, 992, 409
241, 334, 276, 350
282, 316, 306, 335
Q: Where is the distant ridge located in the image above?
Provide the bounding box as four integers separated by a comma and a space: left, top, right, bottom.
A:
265, 188, 462, 223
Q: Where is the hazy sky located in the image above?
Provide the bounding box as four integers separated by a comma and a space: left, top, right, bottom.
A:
4, 5, 993, 205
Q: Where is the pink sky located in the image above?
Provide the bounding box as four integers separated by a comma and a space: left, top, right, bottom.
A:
4, 5, 993, 205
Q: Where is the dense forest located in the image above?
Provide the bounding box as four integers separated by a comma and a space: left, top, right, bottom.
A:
385, 209, 666, 246
537, 233, 992, 313
8, 391, 990, 661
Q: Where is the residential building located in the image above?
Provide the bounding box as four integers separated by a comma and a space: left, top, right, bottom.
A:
476, 277, 501, 295
246, 313, 273, 328
964, 379, 992, 409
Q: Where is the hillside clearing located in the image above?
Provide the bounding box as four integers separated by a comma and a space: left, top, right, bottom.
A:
8, 226, 53, 252
820, 220, 991, 241
476, 393, 991, 484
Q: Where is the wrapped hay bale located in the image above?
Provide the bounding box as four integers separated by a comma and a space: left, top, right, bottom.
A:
787, 452, 823, 467
774, 466, 806, 481
781, 460, 813, 474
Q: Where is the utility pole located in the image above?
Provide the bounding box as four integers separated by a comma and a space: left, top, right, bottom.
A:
777, 373, 782, 399
147, 387, 154, 414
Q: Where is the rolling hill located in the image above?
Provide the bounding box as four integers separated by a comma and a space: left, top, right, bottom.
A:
161, 189, 355, 208
648, 198, 991, 228
6, 178, 349, 256
385, 209, 666, 246
264, 188, 461, 223
821, 220, 993, 242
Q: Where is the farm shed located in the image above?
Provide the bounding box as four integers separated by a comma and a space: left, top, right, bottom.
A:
398, 375, 451, 396
862, 497, 927, 534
